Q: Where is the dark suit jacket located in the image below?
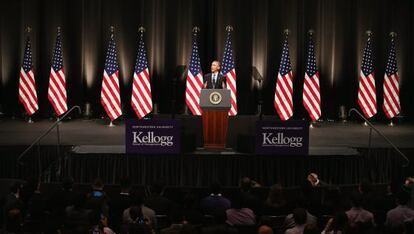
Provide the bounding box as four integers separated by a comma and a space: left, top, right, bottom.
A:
109, 193, 133, 232
203, 73, 226, 89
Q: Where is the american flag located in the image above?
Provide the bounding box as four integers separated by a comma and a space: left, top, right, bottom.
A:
101, 34, 122, 121
131, 30, 152, 119
303, 34, 321, 121
357, 34, 377, 119
19, 37, 38, 116
48, 29, 68, 116
382, 35, 400, 119
185, 29, 203, 116
221, 28, 237, 116
274, 37, 294, 121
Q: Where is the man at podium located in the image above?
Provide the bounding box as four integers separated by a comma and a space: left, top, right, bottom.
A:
203, 60, 226, 89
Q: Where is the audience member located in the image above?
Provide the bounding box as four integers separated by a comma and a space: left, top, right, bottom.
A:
47, 176, 77, 231
225, 191, 256, 226
284, 197, 317, 229
121, 206, 152, 234
307, 173, 328, 187
3, 182, 23, 232
321, 212, 349, 234
145, 179, 175, 216
239, 177, 262, 215
160, 211, 195, 234
285, 208, 307, 234
385, 191, 414, 228
123, 193, 157, 230
258, 224, 273, 234
22, 178, 46, 232
345, 192, 375, 228
86, 178, 109, 217
89, 210, 115, 234
200, 181, 231, 218
181, 191, 204, 225
109, 177, 133, 233
303, 223, 319, 234
63, 193, 91, 234
263, 184, 289, 216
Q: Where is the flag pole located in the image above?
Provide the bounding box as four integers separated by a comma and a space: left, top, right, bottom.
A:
56, 27, 61, 124
284, 28, 289, 37
26, 26, 34, 124
388, 31, 397, 127
308, 29, 317, 128
226, 25, 233, 32
108, 26, 116, 127
363, 30, 372, 127
110, 25, 114, 39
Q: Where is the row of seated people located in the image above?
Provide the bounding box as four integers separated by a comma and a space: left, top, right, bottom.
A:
1, 174, 414, 234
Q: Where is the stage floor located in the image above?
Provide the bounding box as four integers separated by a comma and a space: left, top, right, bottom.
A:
0, 116, 413, 186
0, 116, 413, 149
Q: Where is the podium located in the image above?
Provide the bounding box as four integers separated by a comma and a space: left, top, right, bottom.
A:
199, 89, 231, 149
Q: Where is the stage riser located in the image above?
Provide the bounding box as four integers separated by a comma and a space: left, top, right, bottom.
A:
1, 146, 412, 187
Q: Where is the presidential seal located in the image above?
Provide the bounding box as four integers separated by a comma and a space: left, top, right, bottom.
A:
209, 91, 222, 105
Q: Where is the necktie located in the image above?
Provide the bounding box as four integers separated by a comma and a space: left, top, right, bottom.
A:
213, 74, 216, 88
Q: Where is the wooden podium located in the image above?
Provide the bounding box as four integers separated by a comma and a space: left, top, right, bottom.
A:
199, 89, 231, 149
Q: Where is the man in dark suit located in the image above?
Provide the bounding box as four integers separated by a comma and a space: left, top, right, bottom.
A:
203, 60, 226, 89
109, 177, 133, 233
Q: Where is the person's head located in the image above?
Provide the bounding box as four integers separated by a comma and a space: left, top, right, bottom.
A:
129, 206, 144, 224
62, 176, 74, 191
120, 177, 132, 192
183, 192, 197, 209
150, 179, 166, 195
292, 208, 307, 225
73, 193, 86, 209
211, 60, 221, 73
388, 179, 401, 195
131, 193, 144, 207
210, 181, 222, 195
240, 177, 252, 192
396, 191, 410, 205
307, 173, 319, 186
257, 225, 273, 234
92, 178, 104, 191
358, 179, 372, 194
267, 184, 284, 204
350, 192, 363, 208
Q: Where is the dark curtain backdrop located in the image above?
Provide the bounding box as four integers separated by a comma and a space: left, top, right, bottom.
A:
1, 0, 413, 120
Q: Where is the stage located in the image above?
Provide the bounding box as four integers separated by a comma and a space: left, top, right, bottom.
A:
0, 115, 413, 187
1, 115, 413, 148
